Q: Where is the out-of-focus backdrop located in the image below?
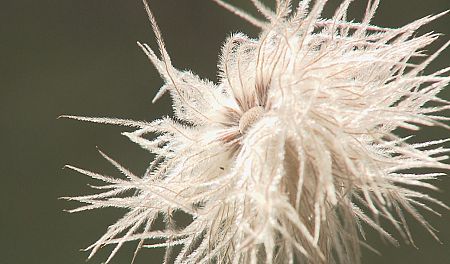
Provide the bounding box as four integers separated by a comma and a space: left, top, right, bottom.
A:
1, 0, 449, 263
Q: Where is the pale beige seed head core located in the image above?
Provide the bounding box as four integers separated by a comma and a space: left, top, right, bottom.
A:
239, 106, 265, 134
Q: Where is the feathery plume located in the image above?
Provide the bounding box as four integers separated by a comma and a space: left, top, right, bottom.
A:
64, 0, 450, 263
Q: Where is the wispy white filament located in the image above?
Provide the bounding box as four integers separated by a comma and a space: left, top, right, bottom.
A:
64, 0, 450, 263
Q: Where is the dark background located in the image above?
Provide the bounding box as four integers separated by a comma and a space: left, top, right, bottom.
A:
2, 0, 449, 263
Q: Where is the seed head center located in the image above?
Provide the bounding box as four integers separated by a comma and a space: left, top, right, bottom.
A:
239, 106, 265, 134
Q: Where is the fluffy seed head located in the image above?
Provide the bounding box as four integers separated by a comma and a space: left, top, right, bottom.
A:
64, 0, 450, 263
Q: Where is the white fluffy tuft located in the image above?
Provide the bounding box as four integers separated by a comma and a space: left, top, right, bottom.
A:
64, 1, 450, 263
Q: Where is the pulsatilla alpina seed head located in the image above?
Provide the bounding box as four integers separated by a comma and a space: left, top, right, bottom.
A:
63, 0, 450, 263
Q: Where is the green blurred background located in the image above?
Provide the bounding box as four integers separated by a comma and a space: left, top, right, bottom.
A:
1, 0, 449, 263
